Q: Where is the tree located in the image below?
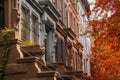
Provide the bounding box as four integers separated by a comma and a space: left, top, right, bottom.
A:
89, 0, 120, 80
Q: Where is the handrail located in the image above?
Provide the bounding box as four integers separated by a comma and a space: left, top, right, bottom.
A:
21, 48, 33, 57
21, 47, 64, 80
47, 62, 57, 70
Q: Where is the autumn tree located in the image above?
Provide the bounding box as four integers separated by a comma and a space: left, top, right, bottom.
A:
89, 0, 120, 80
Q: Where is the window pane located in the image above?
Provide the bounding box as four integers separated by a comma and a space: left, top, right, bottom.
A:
21, 7, 30, 40
31, 14, 39, 43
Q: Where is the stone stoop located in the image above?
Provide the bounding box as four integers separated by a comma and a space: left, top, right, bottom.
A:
50, 62, 66, 74
41, 62, 84, 80
3, 57, 60, 80
41, 63, 58, 71
60, 75, 73, 80
41, 62, 66, 74
37, 71, 59, 80
63, 71, 83, 80
3, 57, 40, 80
0, 31, 83, 80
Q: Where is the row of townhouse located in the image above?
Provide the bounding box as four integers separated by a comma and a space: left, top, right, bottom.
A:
0, 0, 90, 80
77, 0, 91, 77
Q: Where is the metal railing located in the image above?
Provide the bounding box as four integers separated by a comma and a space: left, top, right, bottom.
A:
21, 47, 64, 80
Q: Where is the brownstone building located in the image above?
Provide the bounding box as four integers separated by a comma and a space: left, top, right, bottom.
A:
0, 0, 20, 29
52, 0, 83, 74
0, 0, 84, 80
52, 0, 83, 70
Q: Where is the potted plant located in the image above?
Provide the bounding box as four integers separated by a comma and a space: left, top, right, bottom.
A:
20, 41, 45, 57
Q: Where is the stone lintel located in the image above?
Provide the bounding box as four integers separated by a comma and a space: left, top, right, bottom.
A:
63, 28, 76, 40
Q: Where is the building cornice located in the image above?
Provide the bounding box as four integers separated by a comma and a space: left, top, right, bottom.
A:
56, 21, 67, 38
39, 0, 61, 21
73, 39, 83, 50
26, 0, 43, 14
63, 28, 76, 40
69, 0, 79, 20
69, 0, 77, 14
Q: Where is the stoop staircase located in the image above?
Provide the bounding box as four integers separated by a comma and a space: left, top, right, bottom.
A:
0, 32, 83, 80
0, 32, 63, 80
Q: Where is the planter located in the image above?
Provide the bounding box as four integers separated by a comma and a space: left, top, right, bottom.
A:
21, 45, 44, 57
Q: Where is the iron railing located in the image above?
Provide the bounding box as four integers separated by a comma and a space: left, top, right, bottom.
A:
21, 47, 64, 80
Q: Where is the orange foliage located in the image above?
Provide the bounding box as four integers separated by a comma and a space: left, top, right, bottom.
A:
89, 0, 120, 80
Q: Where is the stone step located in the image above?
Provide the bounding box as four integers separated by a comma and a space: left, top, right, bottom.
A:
41, 62, 65, 72
4, 57, 63, 80
41, 64, 57, 71
3, 57, 41, 80
61, 75, 73, 80
17, 56, 40, 63
63, 71, 83, 80
37, 71, 59, 80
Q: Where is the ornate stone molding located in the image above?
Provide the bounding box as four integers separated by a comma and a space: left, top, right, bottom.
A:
64, 28, 76, 40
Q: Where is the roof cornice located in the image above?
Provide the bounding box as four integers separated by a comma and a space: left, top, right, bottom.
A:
26, 0, 43, 14
39, 0, 61, 21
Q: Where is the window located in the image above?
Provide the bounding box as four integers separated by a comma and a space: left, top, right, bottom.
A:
52, 0, 57, 8
55, 0, 57, 8
0, 0, 4, 29
31, 13, 39, 43
73, 18, 75, 30
84, 59, 87, 73
61, 39, 64, 61
58, 0, 62, 15
70, 13, 72, 28
65, 9, 68, 27
21, 6, 30, 40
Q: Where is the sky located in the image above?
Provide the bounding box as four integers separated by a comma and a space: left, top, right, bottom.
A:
87, 0, 95, 3
87, 0, 95, 10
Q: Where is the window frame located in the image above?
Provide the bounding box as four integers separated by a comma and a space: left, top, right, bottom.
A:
20, 4, 30, 41
31, 12, 39, 43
